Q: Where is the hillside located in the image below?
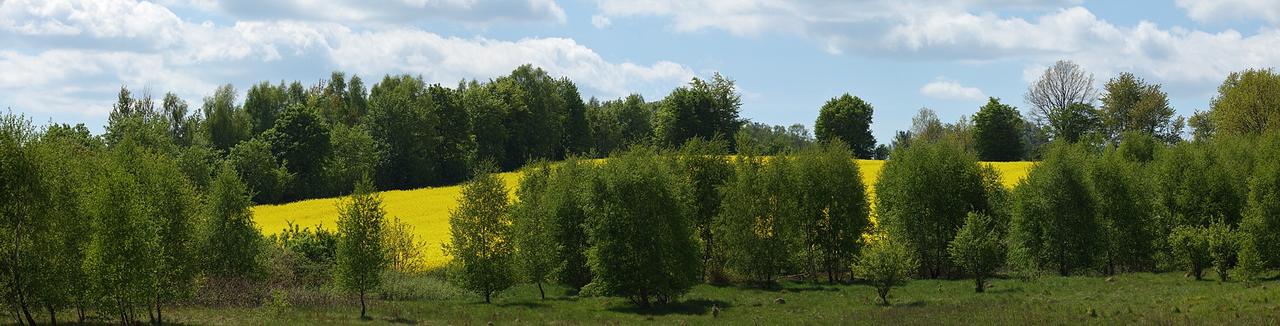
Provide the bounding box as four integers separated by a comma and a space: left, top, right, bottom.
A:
252, 160, 1035, 268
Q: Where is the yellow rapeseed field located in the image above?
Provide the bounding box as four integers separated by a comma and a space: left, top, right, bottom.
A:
253, 160, 1034, 269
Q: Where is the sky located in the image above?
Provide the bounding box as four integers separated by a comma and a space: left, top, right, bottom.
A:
3, 0, 1280, 143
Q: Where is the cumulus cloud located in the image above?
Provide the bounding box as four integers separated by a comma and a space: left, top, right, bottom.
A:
1176, 0, 1280, 23
203, 0, 566, 25
0, 0, 694, 123
920, 78, 986, 101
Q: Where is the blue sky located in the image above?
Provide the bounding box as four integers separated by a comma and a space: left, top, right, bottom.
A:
3, 0, 1280, 143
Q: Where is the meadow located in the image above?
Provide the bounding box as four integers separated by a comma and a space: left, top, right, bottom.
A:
253, 160, 1034, 269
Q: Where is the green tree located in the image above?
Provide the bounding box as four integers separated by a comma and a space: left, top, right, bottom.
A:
264, 103, 331, 199
948, 212, 1005, 293
794, 140, 871, 282
1241, 133, 1280, 267
29, 124, 98, 324
1168, 226, 1211, 280
1204, 222, 1237, 282
204, 164, 264, 279
854, 238, 917, 306
875, 139, 992, 278
203, 84, 251, 152
655, 73, 743, 149
86, 158, 155, 325
735, 122, 813, 155
324, 124, 382, 197
367, 75, 441, 189
675, 137, 733, 281
1090, 147, 1156, 274
1024, 60, 1098, 142
0, 112, 48, 325
1010, 142, 1099, 276
510, 162, 557, 299
558, 78, 591, 156
1210, 68, 1280, 136
336, 177, 387, 319
227, 138, 293, 204
583, 147, 699, 307
462, 80, 508, 168
245, 81, 287, 135
1099, 73, 1182, 143
814, 94, 876, 158
161, 92, 200, 147
972, 97, 1025, 161
715, 148, 794, 286
445, 169, 515, 303
427, 84, 473, 183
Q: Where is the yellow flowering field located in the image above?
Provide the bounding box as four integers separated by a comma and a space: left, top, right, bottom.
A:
252, 160, 1033, 269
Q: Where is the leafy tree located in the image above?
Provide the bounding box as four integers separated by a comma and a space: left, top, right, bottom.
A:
428, 84, 472, 183
655, 73, 743, 149
1235, 236, 1265, 283
245, 81, 287, 135
543, 158, 594, 290
1188, 109, 1216, 142
1210, 68, 1280, 136
203, 84, 251, 152
264, 104, 331, 198
875, 138, 992, 278
382, 217, 425, 274
735, 122, 813, 155
583, 147, 699, 307
29, 124, 97, 324
161, 92, 200, 147
587, 94, 655, 155
1009, 142, 1099, 276
1168, 226, 1211, 280
1204, 222, 1237, 282
814, 94, 876, 158
510, 162, 558, 299
462, 80, 508, 169
0, 112, 48, 325
948, 212, 1005, 293
368, 75, 441, 189
715, 148, 794, 286
1090, 147, 1156, 274
972, 97, 1025, 161
85, 156, 155, 325
794, 140, 871, 282
675, 137, 733, 281
1151, 140, 1249, 229
130, 148, 201, 324
854, 238, 917, 306
1099, 73, 1182, 143
1024, 60, 1098, 141
324, 124, 381, 197
1242, 133, 1280, 267
445, 168, 515, 303
227, 138, 293, 204
204, 163, 264, 279
336, 177, 387, 318
558, 78, 591, 156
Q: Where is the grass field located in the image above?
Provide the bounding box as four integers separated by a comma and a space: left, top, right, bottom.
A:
252, 160, 1035, 269
159, 272, 1278, 325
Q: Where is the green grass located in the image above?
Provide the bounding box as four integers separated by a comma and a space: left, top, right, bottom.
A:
151, 272, 1278, 325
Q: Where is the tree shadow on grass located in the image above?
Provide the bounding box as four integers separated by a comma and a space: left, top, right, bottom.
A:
494, 301, 551, 309
607, 299, 732, 316
385, 316, 417, 324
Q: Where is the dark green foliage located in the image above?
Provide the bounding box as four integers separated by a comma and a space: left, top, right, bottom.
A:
794, 140, 871, 282
1241, 133, 1280, 267
1210, 68, 1280, 136
586, 94, 655, 155
1010, 142, 1099, 276
203, 84, 251, 152
855, 239, 917, 306
814, 94, 876, 158
655, 73, 743, 150
875, 138, 992, 278
462, 80, 508, 169
1151, 140, 1250, 228
511, 162, 557, 299
275, 223, 339, 286
1168, 226, 1211, 280
1090, 147, 1156, 274
228, 138, 293, 204
336, 177, 387, 318
949, 212, 1005, 293
1053, 103, 1101, 143
736, 122, 813, 155
324, 123, 381, 197
583, 147, 699, 307
264, 104, 331, 198
204, 164, 264, 279
428, 84, 473, 184
314, 72, 368, 126
674, 138, 733, 282
367, 75, 441, 189
972, 97, 1025, 161
245, 81, 287, 135
446, 169, 515, 303
1099, 73, 1181, 143
558, 79, 591, 157
162, 92, 201, 147
715, 149, 793, 285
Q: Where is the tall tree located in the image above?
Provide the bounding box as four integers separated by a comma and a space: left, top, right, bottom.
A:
264, 104, 331, 198
336, 177, 387, 319
1025, 60, 1099, 142
510, 162, 557, 299
367, 75, 441, 189
675, 137, 733, 282
715, 147, 794, 286
793, 140, 871, 283
655, 73, 743, 149
204, 164, 264, 279
244, 81, 287, 135
86, 156, 155, 325
0, 112, 46, 325
559, 78, 591, 157
428, 84, 472, 183
462, 80, 508, 169
446, 168, 515, 303
1210, 68, 1280, 136
1010, 142, 1100, 276
972, 97, 1025, 161
227, 138, 293, 204
1099, 73, 1182, 143
203, 84, 251, 152
814, 94, 876, 158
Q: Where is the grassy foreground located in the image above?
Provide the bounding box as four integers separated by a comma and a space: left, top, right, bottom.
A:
252, 160, 1034, 269
157, 272, 1276, 325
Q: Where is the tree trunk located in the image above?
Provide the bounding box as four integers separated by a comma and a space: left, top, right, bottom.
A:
537, 282, 546, 300
975, 277, 985, 293
359, 289, 367, 319
19, 291, 36, 326
47, 303, 56, 326
484, 290, 491, 304
156, 299, 163, 325
78, 304, 85, 325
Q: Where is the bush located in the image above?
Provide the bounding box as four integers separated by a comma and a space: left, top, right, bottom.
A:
1009, 142, 1099, 276
1242, 132, 1280, 267
1168, 226, 1211, 280
1235, 237, 1266, 284
715, 151, 794, 286
1204, 222, 1238, 282
854, 238, 917, 306
875, 139, 992, 278
383, 217, 427, 274
949, 212, 1005, 293
1090, 147, 1156, 274
793, 140, 871, 283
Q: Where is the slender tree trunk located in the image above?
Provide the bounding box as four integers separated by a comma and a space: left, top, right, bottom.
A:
47, 303, 56, 326
13, 222, 36, 326
537, 282, 545, 300
156, 298, 163, 325
484, 290, 491, 304
359, 289, 367, 319
975, 277, 985, 293
78, 303, 85, 324
19, 291, 35, 326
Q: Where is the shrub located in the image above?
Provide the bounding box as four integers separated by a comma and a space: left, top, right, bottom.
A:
1009, 141, 1099, 276
855, 238, 917, 306
382, 216, 427, 274
949, 212, 1006, 293
1090, 147, 1156, 274
715, 151, 794, 286
1168, 226, 1211, 280
1242, 132, 1280, 267
793, 139, 871, 283
1204, 222, 1238, 282
1235, 237, 1266, 284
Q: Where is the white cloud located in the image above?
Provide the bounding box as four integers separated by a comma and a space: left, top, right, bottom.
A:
591, 15, 612, 29
0, 0, 695, 123
1176, 0, 1280, 23
920, 78, 986, 101
205, 0, 567, 25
